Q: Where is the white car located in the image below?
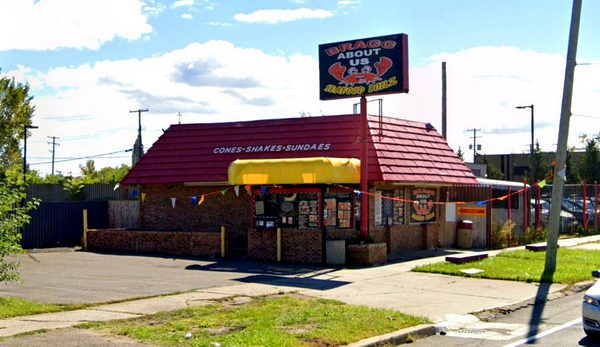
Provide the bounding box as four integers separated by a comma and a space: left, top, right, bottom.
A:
583, 270, 600, 336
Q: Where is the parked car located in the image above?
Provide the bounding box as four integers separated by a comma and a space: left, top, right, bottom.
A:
583, 271, 600, 336
530, 199, 579, 229
566, 197, 600, 221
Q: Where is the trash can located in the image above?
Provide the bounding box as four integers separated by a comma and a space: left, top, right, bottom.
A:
456, 220, 474, 249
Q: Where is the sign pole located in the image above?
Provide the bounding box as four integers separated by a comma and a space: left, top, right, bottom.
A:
360, 96, 369, 237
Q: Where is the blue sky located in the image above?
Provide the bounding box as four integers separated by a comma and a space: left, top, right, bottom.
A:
1, 0, 599, 176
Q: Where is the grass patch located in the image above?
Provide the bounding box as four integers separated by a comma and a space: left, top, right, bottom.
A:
0, 297, 80, 319
83, 295, 430, 346
413, 248, 600, 285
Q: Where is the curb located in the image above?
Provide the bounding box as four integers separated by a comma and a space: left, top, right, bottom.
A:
345, 324, 436, 347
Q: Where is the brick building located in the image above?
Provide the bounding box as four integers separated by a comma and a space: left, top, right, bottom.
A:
117, 114, 478, 264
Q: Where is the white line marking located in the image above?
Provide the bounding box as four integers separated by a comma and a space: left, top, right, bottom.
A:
503, 318, 581, 347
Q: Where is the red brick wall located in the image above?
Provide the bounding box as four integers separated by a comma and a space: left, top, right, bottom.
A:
87, 229, 222, 257
325, 228, 358, 241
247, 229, 277, 262
140, 184, 250, 249
282, 230, 322, 264
248, 229, 323, 264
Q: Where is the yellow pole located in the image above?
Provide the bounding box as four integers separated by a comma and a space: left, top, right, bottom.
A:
82, 209, 88, 250
221, 226, 226, 258
277, 228, 282, 262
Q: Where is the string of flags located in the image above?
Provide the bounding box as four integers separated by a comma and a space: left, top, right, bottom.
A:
127, 164, 564, 208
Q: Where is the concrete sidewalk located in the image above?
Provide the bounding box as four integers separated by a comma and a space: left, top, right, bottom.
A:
2, 235, 600, 342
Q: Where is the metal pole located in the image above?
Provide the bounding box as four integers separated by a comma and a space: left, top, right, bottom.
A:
516, 104, 535, 182
523, 182, 529, 239
23, 125, 27, 182
545, 0, 582, 274
530, 105, 535, 181
583, 181, 588, 230
360, 96, 369, 237
595, 181, 598, 232
442, 62, 447, 139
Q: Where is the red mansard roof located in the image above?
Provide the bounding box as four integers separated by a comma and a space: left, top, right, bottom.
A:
121, 114, 477, 185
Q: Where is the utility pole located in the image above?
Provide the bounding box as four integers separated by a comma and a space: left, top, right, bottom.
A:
467, 128, 482, 163
545, 0, 582, 275
23, 124, 38, 184
177, 112, 182, 125
129, 108, 148, 164
442, 62, 447, 139
47, 136, 60, 176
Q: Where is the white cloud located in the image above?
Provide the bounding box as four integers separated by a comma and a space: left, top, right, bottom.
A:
172, 0, 194, 8
338, 0, 360, 6
181, 13, 193, 20
318, 46, 600, 159
234, 8, 333, 24
206, 21, 232, 27
0, 0, 152, 51
13, 43, 600, 175
14, 41, 320, 174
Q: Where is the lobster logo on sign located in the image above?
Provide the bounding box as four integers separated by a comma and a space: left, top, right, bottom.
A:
328, 57, 393, 87
410, 188, 437, 223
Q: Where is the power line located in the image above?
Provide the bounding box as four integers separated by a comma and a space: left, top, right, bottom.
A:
29, 149, 132, 165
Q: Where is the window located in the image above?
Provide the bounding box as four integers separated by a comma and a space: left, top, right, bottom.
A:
253, 192, 320, 230
375, 189, 406, 226
324, 193, 353, 229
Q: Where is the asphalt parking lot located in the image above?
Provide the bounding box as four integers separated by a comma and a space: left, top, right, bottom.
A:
1, 249, 323, 304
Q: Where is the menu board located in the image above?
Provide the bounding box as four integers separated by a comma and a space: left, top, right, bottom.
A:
375, 189, 405, 226
337, 201, 352, 228
323, 198, 337, 227
298, 199, 319, 229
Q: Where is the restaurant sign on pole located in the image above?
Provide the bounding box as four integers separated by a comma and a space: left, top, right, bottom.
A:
318, 33, 409, 100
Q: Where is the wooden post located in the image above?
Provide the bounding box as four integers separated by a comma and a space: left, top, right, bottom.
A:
277, 228, 282, 262
82, 209, 88, 250
220, 225, 226, 258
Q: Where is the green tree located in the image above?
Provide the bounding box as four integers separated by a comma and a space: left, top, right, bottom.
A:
78, 160, 129, 184
525, 141, 550, 183
456, 147, 465, 161
566, 147, 580, 183
477, 155, 504, 180
579, 138, 600, 183
96, 164, 130, 183
0, 74, 35, 180
0, 181, 38, 282
79, 160, 97, 180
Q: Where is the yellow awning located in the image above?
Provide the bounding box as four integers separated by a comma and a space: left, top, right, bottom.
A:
228, 157, 361, 185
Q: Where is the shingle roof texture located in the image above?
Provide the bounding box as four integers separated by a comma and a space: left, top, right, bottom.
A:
121, 114, 477, 185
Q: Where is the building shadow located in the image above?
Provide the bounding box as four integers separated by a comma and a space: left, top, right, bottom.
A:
235, 274, 350, 290
387, 248, 463, 263
185, 258, 332, 276
524, 269, 554, 344
185, 259, 350, 291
